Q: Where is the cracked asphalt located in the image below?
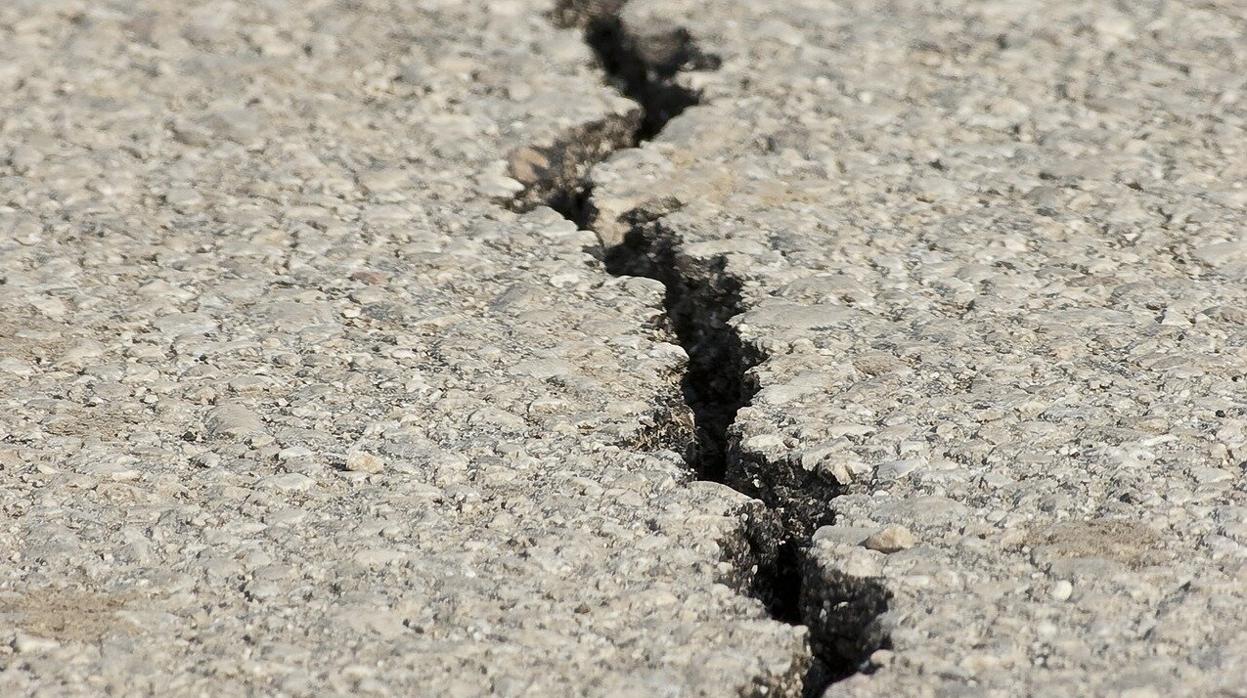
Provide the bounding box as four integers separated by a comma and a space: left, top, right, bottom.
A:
2, 1, 1245, 696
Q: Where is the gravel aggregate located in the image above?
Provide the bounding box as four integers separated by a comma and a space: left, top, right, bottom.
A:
3, 0, 1245, 696
589, 1, 1247, 694
0, 2, 805, 695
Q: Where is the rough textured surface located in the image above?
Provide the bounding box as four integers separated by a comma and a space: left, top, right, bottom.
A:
4, 0, 1246, 695
0, 1, 806, 695
590, 0, 1247, 695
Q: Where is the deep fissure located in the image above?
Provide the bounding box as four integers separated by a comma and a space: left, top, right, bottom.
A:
513, 3, 890, 694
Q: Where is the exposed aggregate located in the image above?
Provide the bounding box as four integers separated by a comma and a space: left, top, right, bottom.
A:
590, 0, 1247, 694
0, 1, 806, 695
3, 0, 1246, 695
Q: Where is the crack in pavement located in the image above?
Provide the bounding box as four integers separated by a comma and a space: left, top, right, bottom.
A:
603, 209, 893, 693
511, 2, 891, 695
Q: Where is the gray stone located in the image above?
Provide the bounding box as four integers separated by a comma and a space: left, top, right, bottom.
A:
584, 0, 1247, 694
3, 0, 1244, 695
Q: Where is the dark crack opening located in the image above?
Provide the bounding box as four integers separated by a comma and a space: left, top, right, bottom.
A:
508, 0, 716, 226
603, 206, 891, 693
512, 2, 890, 695
550, 0, 718, 139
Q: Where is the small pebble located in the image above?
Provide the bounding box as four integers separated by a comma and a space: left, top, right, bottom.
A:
13, 634, 60, 653
1050, 580, 1074, 602
345, 450, 385, 474
862, 525, 917, 554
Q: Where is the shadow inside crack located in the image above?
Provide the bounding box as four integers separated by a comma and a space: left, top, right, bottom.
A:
510, 2, 892, 694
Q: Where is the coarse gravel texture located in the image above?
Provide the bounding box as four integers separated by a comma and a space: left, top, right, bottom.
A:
0, 1, 808, 696
4, 0, 1246, 696
588, 0, 1247, 695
